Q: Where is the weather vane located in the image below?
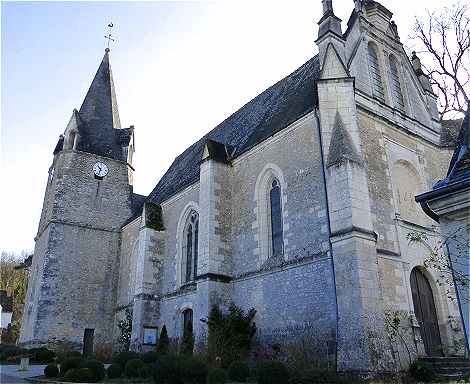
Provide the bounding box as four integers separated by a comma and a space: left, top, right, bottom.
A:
104, 22, 115, 50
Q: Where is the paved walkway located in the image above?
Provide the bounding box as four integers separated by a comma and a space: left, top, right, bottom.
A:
0, 365, 46, 384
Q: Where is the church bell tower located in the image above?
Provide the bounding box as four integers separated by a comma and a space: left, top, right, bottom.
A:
20, 49, 135, 352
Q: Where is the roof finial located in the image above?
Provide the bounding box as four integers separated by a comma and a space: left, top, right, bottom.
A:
104, 22, 115, 51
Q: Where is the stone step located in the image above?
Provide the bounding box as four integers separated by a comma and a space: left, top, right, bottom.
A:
432, 366, 470, 374
420, 356, 469, 363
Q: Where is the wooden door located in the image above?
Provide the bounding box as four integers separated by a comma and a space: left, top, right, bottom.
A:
82, 328, 94, 357
410, 268, 443, 356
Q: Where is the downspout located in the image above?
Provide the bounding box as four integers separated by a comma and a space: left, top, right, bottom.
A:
314, 106, 339, 371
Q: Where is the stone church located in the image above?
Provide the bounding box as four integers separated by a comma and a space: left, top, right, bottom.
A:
20, 0, 467, 371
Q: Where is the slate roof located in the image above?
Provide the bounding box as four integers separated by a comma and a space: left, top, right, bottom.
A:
326, 112, 362, 167
445, 108, 470, 181
440, 118, 463, 148
147, 56, 320, 204
54, 49, 131, 162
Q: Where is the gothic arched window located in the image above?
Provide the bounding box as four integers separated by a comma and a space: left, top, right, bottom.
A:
389, 55, 405, 112
270, 179, 284, 257
182, 308, 193, 334
182, 212, 199, 283
368, 43, 385, 102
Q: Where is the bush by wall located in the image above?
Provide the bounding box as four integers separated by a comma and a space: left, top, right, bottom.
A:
228, 360, 250, 382
64, 368, 78, 381
106, 363, 123, 379
112, 351, 139, 368
207, 303, 256, 367
125, 358, 145, 378
60, 357, 83, 377
256, 361, 289, 384
409, 360, 435, 382
207, 368, 228, 384
29, 347, 55, 363
182, 356, 208, 384
44, 364, 59, 378
141, 351, 159, 364
75, 367, 94, 383
138, 364, 153, 379
153, 354, 184, 384
157, 325, 170, 355
80, 359, 105, 382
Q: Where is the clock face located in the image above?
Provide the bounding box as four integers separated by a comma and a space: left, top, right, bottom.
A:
93, 162, 109, 178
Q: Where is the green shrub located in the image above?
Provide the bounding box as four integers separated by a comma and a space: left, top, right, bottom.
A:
182, 356, 208, 384
29, 347, 56, 363
157, 325, 170, 355
139, 363, 153, 379
153, 354, 184, 384
208, 303, 256, 367
60, 357, 83, 377
112, 351, 139, 368
141, 351, 159, 364
44, 364, 59, 378
0, 345, 26, 362
180, 321, 194, 355
75, 367, 94, 383
409, 360, 435, 382
81, 359, 105, 381
228, 360, 250, 382
64, 368, 78, 381
106, 363, 123, 379
256, 361, 289, 384
288, 369, 349, 384
125, 358, 145, 378
207, 368, 228, 384
57, 351, 82, 365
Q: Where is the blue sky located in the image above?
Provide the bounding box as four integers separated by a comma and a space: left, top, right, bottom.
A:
1, 0, 445, 255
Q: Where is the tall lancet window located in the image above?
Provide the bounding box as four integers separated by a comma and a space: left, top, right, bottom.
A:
270, 180, 284, 257
182, 212, 199, 283
389, 55, 405, 112
368, 43, 385, 102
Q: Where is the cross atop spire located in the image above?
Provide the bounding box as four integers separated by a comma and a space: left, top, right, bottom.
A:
104, 22, 115, 50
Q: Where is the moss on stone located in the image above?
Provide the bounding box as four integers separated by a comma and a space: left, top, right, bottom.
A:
144, 202, 164, 231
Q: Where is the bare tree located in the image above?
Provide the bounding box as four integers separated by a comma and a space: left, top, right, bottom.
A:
411, 2, 470, 119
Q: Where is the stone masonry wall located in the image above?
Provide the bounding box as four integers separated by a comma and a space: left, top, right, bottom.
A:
21, 149, 134, 350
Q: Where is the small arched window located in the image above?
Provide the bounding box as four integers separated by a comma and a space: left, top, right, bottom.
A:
182, 212, 199, 283
182, 308, 193, 334
368, 43, 385, 102
270, 179, 284, 257
67, 131, 77, 149
389, 55, 405, 112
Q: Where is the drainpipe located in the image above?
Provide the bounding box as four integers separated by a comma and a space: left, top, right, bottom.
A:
314, 107, 339, 371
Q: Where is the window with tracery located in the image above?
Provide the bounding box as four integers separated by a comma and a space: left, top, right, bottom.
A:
182, 211, 199, 283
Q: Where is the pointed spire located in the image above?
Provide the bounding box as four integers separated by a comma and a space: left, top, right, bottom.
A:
317, 0, 342, 40
79, 48, 121, 130
326, 112, 362, 168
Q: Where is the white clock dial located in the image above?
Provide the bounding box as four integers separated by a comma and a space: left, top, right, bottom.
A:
93, 162, 109, 177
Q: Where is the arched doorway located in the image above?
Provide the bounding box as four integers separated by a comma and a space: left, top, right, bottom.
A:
410, 267, 443, 356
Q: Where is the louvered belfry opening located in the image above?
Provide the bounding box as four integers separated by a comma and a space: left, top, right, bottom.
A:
368, 43, 385, 102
